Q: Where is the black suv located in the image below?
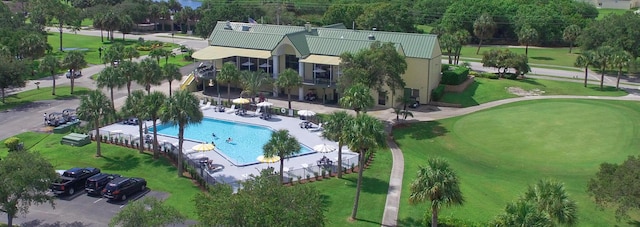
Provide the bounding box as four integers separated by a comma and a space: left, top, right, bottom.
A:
102, 177, 147, 201
85, 173, 120, 196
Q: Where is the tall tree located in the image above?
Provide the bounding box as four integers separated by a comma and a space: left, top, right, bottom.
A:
587, 155, 640, 221
343, 114, 386, 220
321, 111, 354, 178
18, 33, 49, 60
339, 83, 374, 115
162, 63, 182, 97
146, 91, 167, 159
322, 4, 364, 28
517, 25, 539, 57
102, 43, 124, 66
338, 41, 407, 95
149, 48, 172, 65
274, 68, 302, 109
77, 90, 114, 157
0, 151, 58, 227
239, 70, 272, 103
160, 90, 203, 177
574, 50, 596, 87
122, 46, 140, 62
96, 66, 125, 108
0, 59, 29, 103
610, 50, 632, 89
473, 13, 496, 54
119, 61, 139, 96
217, 62, 240, 103
109, 197, 185, 227
440, 33, 458, 64
61, 50, 87, 94
593, 46, 615, 90
523, 180, 578, 226
409, 158, 464, 227
39, 55, 60, 95
263, 129, 302, 184
356, 2, 417, 33
122, 90, 148, 154
137, 58, 163, 94
562, 25, 581, 53
453, 29, 471, 64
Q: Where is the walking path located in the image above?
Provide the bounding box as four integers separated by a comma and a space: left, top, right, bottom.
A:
8, 28, 640, 227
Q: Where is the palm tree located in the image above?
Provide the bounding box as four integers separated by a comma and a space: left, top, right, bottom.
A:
217, 62, 240, 103
102, 43, 124, 66
523, 180, 578, 226
274, 68, 302, 109
137, 58, 164, 94
160, 90, 203, 177
146, 91, 167, 159
594, 45, 615, 90
409, 158, 464, 227
339, 83, 374, 115
492, 200, 553, 227
162, 49, 176, 65
96, 66, 125, 108
39, 55, 60, 95
62, 50, 87, 94
321, 111, 354, 178
149, 48, 165, 64
610, 50, 632, 89
239, 70, 272, 103
516, 25, 539, 57
77, 90, 114, 157
343, 114, 386, 220
473, 13, 496, 54
574, 51, 596, 88
562, 25, 581, 54
123, 46, 140, 61
262, 129, 301, 184
122, 90, 147, 153
162, 63, 182, 97
119, 61, 139, 96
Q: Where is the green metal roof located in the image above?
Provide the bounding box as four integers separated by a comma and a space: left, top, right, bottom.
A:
208, 21, 438, 59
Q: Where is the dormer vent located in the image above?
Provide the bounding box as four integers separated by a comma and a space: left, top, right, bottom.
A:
305, 22, 312, 32
224, 21, 232, 30
368, 34, 375, 40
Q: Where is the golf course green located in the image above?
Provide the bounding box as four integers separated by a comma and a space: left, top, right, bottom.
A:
394, 99, 640, 226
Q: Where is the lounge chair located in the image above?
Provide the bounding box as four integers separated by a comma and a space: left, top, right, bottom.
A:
308, 123, 324, 132
200, 101, 212, 110
225, 105, 236, 114
254, 108, 261, 117
198, 99, 205, 107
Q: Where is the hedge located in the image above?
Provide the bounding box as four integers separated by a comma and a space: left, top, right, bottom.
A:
441, 64, 455, 72
4, 137, 20, 151
431, 85, 446, 101
478, 72, 500, 79
441, 66, 469, 85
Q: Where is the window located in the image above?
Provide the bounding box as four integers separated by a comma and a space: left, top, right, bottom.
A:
222, 57, 236, 65
412, 89, 420, 99
258, 58, 272, 74
378, 91, 386, 105
285, 55, 299, 72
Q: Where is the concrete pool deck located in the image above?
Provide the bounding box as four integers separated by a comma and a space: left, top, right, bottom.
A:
99, 108, 359, 186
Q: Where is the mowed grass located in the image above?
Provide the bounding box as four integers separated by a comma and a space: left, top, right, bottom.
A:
597, 8, 631, 20
311, 150, 392, 226
394, 99, 640, 226
0, 132, 201, 219
440, 77, 627, 107
457, 46, 580, 68
0, 86, 90, 112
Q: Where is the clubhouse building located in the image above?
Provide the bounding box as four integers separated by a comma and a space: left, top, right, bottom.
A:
190, 21, 442, 107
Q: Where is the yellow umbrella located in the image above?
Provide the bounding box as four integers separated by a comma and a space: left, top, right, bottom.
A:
192, 143, 215, 152
257, 155, 281, 163
232, 98, 250, 104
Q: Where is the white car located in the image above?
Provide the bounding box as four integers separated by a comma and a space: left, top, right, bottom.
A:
65, 70, 82, 79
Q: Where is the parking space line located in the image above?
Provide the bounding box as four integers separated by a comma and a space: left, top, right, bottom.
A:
93, 198, 103, 203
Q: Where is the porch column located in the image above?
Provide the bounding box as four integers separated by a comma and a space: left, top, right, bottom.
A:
272, 55, 280, 97
298, 61, 305, 101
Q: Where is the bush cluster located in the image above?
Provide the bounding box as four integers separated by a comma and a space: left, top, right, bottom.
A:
477, 72, 500, 79
441, 66, 470, 85
431, 85, 446, 101
4, 137, 21, 151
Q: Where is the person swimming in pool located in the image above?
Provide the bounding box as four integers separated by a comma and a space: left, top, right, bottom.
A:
212, 132, 217, 138
226, 137, 233, 143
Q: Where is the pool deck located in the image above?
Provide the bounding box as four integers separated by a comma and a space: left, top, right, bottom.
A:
100, 108, 358, 186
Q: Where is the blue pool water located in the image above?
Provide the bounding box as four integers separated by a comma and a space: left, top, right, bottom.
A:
154, 118, 314, 166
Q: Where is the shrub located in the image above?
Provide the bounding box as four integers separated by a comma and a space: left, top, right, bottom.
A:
4, 137, 20, 151
441, 64, 455, 72
478, 73, 499, 79
441, 66, 470, 85
136, 46, 152, 51
431, 85, 446, 101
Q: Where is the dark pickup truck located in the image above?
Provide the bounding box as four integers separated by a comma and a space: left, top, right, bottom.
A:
50, 167, 101, 196
85, 173, 121, 196
102, 177, 147, 201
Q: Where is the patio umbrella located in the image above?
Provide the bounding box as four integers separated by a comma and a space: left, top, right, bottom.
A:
313, 144, 336, 153
192, 143, 215, 152
232, 98, 250, 104
257, 155, 281, 163
313, 67, 326, 73
259, 63, 271, 68
298, 110, 316, 117
241, 61, 254, 66
256, 101, 273, 107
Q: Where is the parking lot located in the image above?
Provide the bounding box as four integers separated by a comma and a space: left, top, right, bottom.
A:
10, 189, 171, 227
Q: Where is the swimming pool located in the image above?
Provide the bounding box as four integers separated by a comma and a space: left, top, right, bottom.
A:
154, 117, 314, 166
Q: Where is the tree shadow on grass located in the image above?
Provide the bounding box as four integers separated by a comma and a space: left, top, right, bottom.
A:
587, 85, 623, 93
142, 155, 176, 172
393, 121, 449, 142
530, 56, 554, 61
439, 81, 480, 107
355, 218, 382, 226
101, 154, 140, 171
343, 176, 389, 194
626, 220, 640, 227
53, 90, 90, 100
514, 78, 544, 86
398, 217, 424, 227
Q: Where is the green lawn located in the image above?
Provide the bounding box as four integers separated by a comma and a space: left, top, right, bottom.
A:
311, 150, 392, 226
440, 77, 627, 107
0, 132, 201, 219
597, 8, 631, 20
456, 46, 580, 68
0, 86, 90, 112
394, 99, 640, 226
416, 24, 433, 33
